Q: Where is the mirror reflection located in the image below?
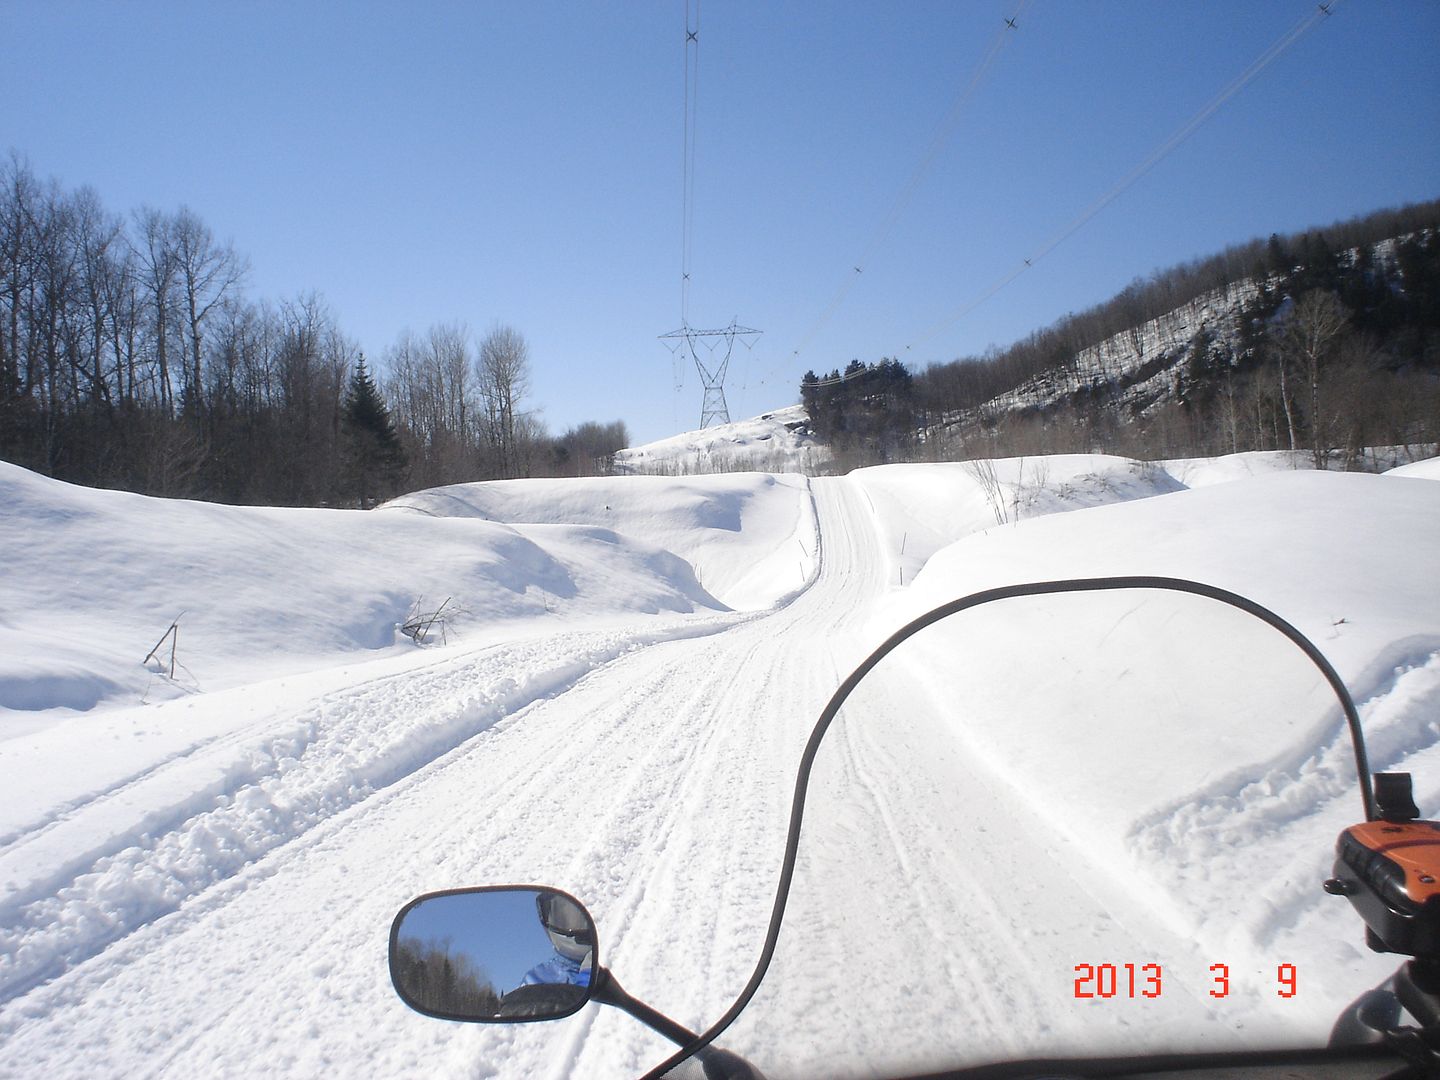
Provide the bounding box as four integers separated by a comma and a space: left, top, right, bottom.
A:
390, 887, 596, 1022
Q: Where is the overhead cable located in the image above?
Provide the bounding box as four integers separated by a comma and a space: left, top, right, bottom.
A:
907, 0, 1343, 351
681, 0, 701, 325
787, 1, 1032, 365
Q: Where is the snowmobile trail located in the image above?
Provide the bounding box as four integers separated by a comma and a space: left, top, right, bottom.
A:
0, 615, 769, 1006
0, 473, 1376, 1078
0, 478, 886, 1077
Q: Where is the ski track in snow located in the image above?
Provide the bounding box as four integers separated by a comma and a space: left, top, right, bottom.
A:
0, 479, 854, 1078
0, 466, 1434, 1078
0, 616, 778, 1007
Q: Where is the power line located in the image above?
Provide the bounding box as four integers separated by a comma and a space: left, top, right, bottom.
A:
662, 0, 762, 430
787, 1, 1032, 365
906, 0, 1343, 352
680, 0, 701, 324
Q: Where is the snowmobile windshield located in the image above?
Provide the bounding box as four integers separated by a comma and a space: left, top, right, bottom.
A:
666, 583, 1400, 1079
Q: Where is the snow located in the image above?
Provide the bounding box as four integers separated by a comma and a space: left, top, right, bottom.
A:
978, 280, 1264, 421
382, 471, 817, 611
969, 242, 1428, 426
876, 469, 1440, 866
1, 447, 1438, 1078
613, 406, 828, 477
0, 463, 820, 727
1385, 455, 1440, 481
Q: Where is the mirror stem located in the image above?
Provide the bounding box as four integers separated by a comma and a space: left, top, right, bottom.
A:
591, 967, 700, 1048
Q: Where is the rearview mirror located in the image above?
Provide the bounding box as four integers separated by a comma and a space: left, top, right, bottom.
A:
389, 886, 597, 1023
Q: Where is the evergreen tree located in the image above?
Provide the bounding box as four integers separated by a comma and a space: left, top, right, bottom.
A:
342, 356, 406, 507
799, 370, 819, 427
1266, 233, 1289, 277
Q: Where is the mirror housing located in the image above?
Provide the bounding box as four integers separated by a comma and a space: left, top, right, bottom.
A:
389, 886, 598, 1023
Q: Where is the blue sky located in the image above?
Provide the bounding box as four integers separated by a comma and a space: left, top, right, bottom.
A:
4, 1, 1437, 446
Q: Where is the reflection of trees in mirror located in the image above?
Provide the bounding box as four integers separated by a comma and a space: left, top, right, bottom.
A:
394, 936, 500, 1017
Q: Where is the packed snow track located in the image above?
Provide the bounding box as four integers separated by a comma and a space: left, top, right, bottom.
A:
3, 464, 1438, 1079
0, 478, 894, 1078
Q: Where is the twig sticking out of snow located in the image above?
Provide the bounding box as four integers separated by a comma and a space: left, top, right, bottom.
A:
401, 598, 452, 645
142, 613, 185, 677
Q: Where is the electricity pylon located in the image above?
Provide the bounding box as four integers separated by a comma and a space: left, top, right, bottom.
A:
659, 320, 762, 428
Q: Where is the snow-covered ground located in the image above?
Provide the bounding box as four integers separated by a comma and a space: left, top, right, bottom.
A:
1387, 454, 1440, 481
613, 406, 828, 477
1, 449, 1438, 1078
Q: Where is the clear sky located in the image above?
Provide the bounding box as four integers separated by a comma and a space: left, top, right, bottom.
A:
4, 1, 1437, 446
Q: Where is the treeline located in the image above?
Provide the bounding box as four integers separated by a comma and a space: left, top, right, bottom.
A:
800, 359, 916, 466
0, 154, 627, 505
916, 198, 1440, 417
392, 936, 500, 1017
799, 199, 1440, 469
378, 321, 629, 495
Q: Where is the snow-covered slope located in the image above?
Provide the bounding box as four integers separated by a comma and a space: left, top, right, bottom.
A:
1386, 455, 1440, 480
0, 462, 817, 728
613, 405, 828, 476
970, 234, 1426, 425
985, 280, 1262, 419
382, 471, 817, 611
1, 452, 1438, 1078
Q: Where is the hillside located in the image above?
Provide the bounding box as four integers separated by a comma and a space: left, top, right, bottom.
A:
959, 232, 1435, 440
801, 201, 1440, 471
613, 405, 829, 476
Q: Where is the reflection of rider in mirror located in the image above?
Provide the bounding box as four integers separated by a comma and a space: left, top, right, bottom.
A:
525, 892, 594, 987
497, 892, 594, 1019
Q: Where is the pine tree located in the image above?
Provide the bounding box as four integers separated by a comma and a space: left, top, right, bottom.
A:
799, 370, 819, 428
341, 356, 405, 507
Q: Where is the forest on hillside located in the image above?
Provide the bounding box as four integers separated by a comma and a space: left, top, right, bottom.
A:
0, 155, 628, 506
5, 148, 1436, 500
802, 200, 1440, 471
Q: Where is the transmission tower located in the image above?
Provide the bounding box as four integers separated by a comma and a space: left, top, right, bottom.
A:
659, 321, 762, 428
659, 1, 762, 431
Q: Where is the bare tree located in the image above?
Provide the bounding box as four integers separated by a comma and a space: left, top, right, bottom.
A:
546, 419, 629, 476
0, 154, 46, 410
1276, 290, 1349, 469
70, 186, 128, 415
132, 207, 178, 411
476, 324, 532, 478
25, 180, 93, 472
382, 323, 478, 487
171, 206, 247, 417
422, 322, 474, 481
963, 457, 1009, 526
1331, 333, 1385, 469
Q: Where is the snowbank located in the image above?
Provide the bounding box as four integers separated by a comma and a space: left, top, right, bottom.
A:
849, 449, 1438, 588
0, 461, 737, 723
383, 471, 817, 611
613, 406, 827, 477
1385, 455, 1440, 481
850, 455, 1184, 585
861, 469, 1440, 1034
